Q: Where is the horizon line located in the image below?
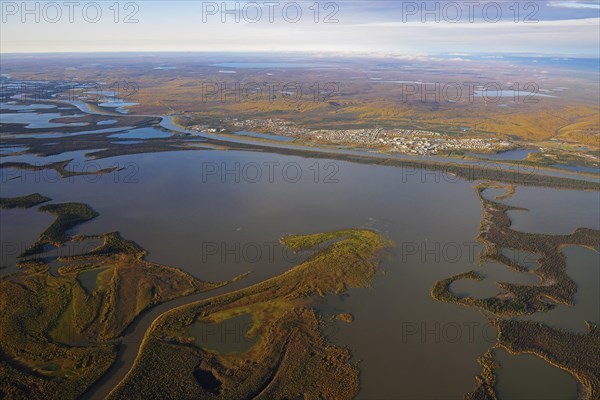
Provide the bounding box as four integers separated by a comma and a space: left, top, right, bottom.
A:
1, 50, 598, 59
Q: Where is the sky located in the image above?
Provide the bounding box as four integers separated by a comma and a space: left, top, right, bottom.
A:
0, 1, 599, 56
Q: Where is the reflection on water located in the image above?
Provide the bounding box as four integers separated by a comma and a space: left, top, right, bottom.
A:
1, 109, 599, 398
1, 149, 492, 399
495, 349, 578, 400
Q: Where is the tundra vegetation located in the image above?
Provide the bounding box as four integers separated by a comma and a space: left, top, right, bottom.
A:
4, 56, 597, 147
0, 159, 120, 179
465, 349, 499, 400
432, 183, 599, 315
0, 198, 236, 399
431, 182, 600, 399
0, 196, 392, 399
0, 193, 50, 209
108, 229, 393, 399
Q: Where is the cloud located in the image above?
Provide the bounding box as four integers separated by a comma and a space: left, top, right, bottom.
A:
337, 18, 600, 29
547, 1, 600, 9
0, 1, 598, 55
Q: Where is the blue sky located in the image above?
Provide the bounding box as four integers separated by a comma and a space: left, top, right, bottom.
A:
1, 1, 599, 56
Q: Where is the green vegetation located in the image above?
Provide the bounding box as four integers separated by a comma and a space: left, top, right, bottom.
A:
526, 148, 599, 170
21, 203, 99, 257
431, 183, 600, 316
48, 231, 227, 342
0, 159, 119, 178
5, 57, 599, 148
0, 200, 237, 399
0, 266, 119, 399
109, 229, 393, 399
2, 98, 597, 192
0, 193, 50, 209
463, 149, 599, 178
494, 319, 600, 399
465, 349, 499, 400
430, 182, 600, 399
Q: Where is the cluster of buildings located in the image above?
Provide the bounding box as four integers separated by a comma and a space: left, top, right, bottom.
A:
230, 118, 311, 136
194, 118, 513, 155
380, 134, 512, 155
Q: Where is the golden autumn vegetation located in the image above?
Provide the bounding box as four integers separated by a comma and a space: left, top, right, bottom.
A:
0, 199, 235, 399
430, 182, 600, 399
109, 229, 393, 399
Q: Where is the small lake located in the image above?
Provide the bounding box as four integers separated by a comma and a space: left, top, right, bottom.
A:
97, 120, 117, 126
468, 149, 540, 161
1, 103, 57, 111
552, 164, 599, 174
450, 261, 540, 299
97, 101, 138, 114
473, 89, 556, 99
0, 112, 88, 129
0, 146, 28, 155
189, 313, 257, 354
77, 267, 112, 293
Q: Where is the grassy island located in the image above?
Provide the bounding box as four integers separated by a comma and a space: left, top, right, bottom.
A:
0, 193, 51, 209
108, 229, 392, 400
1, 159, 120, 179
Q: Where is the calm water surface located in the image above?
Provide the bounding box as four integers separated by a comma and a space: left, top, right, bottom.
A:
495, 349, 578, 400
1, 106, 599, 399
